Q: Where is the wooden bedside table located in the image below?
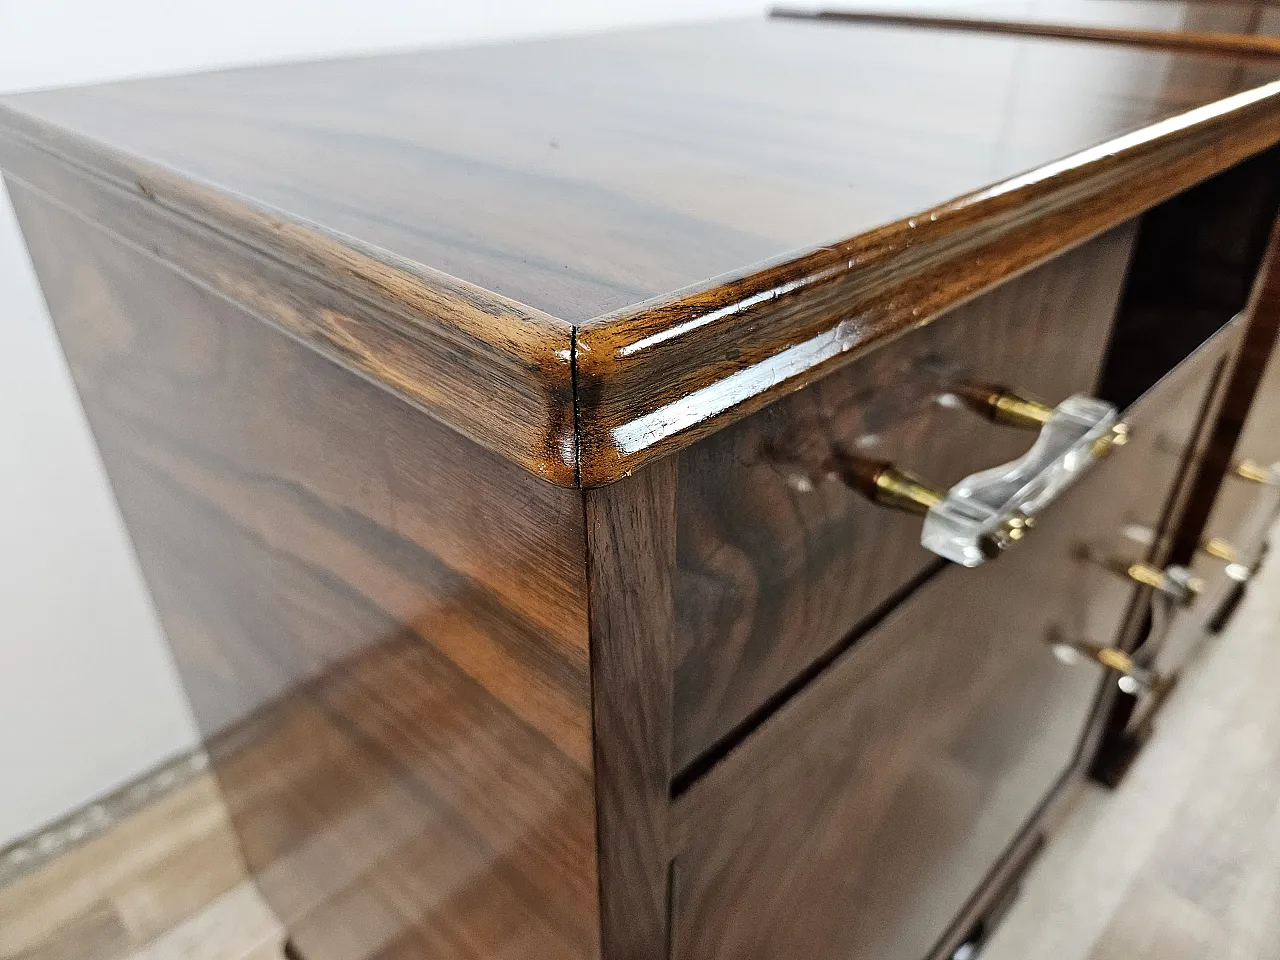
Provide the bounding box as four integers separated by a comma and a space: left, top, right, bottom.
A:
4, 15, 1280, 959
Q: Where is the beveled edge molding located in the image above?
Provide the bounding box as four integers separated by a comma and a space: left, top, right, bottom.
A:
0, 105, 580, 486
771, 8, 1280, 60
573, 79, 1280, 486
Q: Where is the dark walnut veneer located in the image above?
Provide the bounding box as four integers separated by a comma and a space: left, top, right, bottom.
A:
6, 13, 1280, 960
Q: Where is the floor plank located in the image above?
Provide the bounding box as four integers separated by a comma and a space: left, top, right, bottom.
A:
126, 884, 282, 960
0, 774, 275, 960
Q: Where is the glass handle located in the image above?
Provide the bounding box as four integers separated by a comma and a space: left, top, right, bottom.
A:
837, 391, 1126, 567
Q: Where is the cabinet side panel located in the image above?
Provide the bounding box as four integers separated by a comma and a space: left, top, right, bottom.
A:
7, 179, 599, 960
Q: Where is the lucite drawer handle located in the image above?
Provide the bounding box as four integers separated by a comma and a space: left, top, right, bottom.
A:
835, 393, 1126, 567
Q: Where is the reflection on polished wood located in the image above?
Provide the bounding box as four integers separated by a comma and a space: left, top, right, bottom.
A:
8, 548, 1280, 960
214, 644, 596, 958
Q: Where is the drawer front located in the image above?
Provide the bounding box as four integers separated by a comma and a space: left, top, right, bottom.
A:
672, 224, 1137, 774
669, 352, 1218, 960
1149, 338, 1280, 675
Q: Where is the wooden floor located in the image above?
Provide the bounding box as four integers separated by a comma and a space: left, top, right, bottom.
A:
3, 551, 1279, 960
0, 773, 282, 960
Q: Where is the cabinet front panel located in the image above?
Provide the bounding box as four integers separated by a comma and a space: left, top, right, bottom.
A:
1148, 328, 1280, 685
671, 339, 1225, 960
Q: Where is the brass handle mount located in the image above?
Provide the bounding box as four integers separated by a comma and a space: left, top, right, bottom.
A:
1124, 561, 1203, 605
1050, 632, 1168, 696
1200, 537, 1256, 583
951, 383, 1053, 430
1231, 458, 1280, 486
830, 456, 942, 516
1078, 547, 1204, 606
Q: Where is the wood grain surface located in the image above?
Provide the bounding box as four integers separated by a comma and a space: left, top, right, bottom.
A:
771, 4, 1280, 58
212, 644, 598, 959
776, 0, 1280, 32
574, 70, 1280, 483
669, 345, 1225, 960
4, 19, 1280, 483
670, 225, 1135, 776
6, 180, 600, 960
584, 465, 678, 960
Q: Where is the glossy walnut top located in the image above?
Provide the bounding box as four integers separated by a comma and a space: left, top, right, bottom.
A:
2, 18, 1280, 484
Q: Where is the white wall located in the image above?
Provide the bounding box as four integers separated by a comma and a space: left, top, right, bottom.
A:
0, 0, 766, 847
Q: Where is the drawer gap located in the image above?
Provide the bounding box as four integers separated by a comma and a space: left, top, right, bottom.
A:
671, 557, 947, 797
